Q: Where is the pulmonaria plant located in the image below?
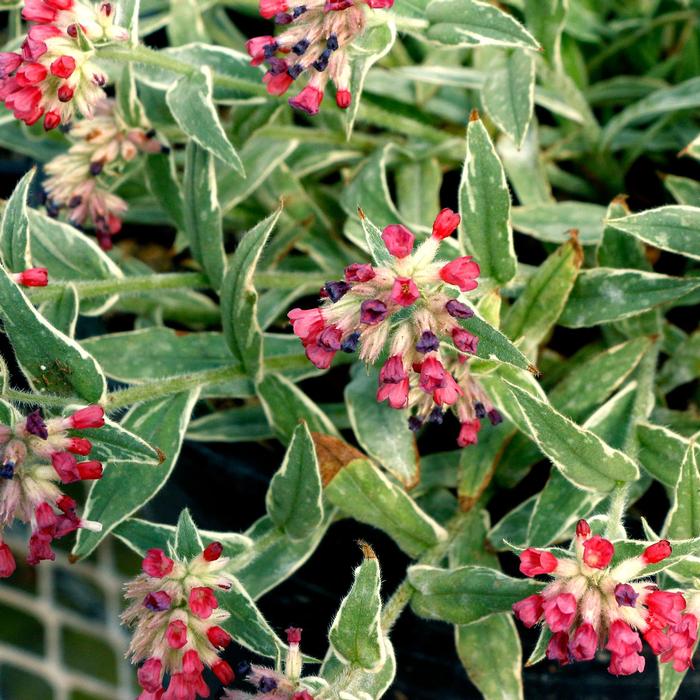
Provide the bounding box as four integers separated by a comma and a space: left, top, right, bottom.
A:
43, 98, 163, 249
513, 520, 697, 676
246, 0, 393, 114
0, 405, 104, 578
288, 209, 502, 447
122, 543, 236, 700
225, 628, 314, 700
0, 0, 128, 130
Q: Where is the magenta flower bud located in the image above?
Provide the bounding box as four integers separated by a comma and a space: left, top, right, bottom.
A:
512, 594, 543, 628
286, 626, 303, 644
77, 460, 103, 480
457, 419, 480, 447
582, 535, 615, 569
69, 405, 105, 429
336, 89, 351, 109
576, 519, 591, 539
569, 622, 598, 661
419, 356, 446, 393
213, 660, 235, 685
51, 451, 80, 483
143, 590, 172, 612
207, 626, 232, 648
189, 586, 218, 619
360, 299, 387, 325
433, 372, 462, 406
14, 267, 48, 287
381, 224, 414, 258
318, 325, 343, 351
142, 548, 175, 578
415, 330, 439, 353
203, 541, 223, 561
543, 593, 577, 632
50, 55, 76, 79
452, 327, 478, 354
0, 542, 17, 578
546, 632, 569, 664
643, 627, 672, 655
487, 408, 502, 425
519, 548, 558, 577
25, 409, 48, 438
606, 620, 643, 657
289, 85, 324, 115
260, 0, 289, 18
137, 657, 162, 692
0, 52, 22, 77
344, 263, 375, 282
432, 208, 460, 240
642, 540, 672, 564
439, 256, 480, 292
166, 619, 188, 649
445, 299, 474, 319
614, 583, 638, 607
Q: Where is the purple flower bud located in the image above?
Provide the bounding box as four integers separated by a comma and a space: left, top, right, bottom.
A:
89, 160, 104, 176
341, 331, 360, 353
324, 280, 350, 303
487, 408, 503, 426
0, 461, 14, 479
274, 11, 293, 23
268, 57, 287, 75
25, 409, 48, 439
292, 39, 309, 55
614, 583, 638, 607
259, 677, 278, 692
292, 4, 306, 16
360, 299, 387, 325
428, 407, 444, 424
68, 195, 82, 209
235, 661, 251, 677
408, 416, 423, 432
446, 299, 473, 319
416, 330, 440, 354
143, 590, 172, 612
288, 63, 304, 79
474, 402, 486, 419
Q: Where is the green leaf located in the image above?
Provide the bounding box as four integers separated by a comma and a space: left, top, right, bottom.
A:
637, 423, 698, 488
664, 443, 700, 541
329, 552, 384, 671
344, 365, 419, 488
257, 373, 338, 443
560, 269, 700, 327
145, 152, 187, 231
182, 142, 227, 290
606, 205, 700, 261
396, 158, 442, 229
165, 67, 243, 172
73, 391, 199, 559
345, 21, 396, 138
480, 49, 535, 149
459, 111, 517, 284
222, 209, 281, 381
512, 202, 606, 245
524, 0, 567, 68
28, 211, 125, 316
457, 427, 508, 509
0, 262, 106, 402
173, 508, 203, 559
658, 330, 700, 393
409, 564, 542, 625
325, 459, 447, 558
597, 197, 650, 271
502, 237, 582, 358
266, 422, 324, 540
167, 0, 207, 45
505, 382, 640, 491
39, 284, 78, 338
663, 174, 700, 207
0, 168, 33, 270
427, 0, 540, 50
79, 415, 161, 467
456, 615, 524, 700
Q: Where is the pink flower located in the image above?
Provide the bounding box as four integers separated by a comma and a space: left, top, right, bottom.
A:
433, 372, 462, 406
419, 356, 446, 393
661, 614, 698, 671
519, 548, 558, 577
288, 308, 324, 345
0, 52, 22, 76
546, 632, 569, 664
439, 256, 480, 291
336, 89, 351, 109
644, 627, 672, 655
359, 299, 388, 325
68, 405, 105, 429
377, 356, 409, 409
13, 267, 48, 287
143, 549, 175, 578
646, 590, 686, 629
570, 623, 598, 661
543, 593, 577, 633
606, 620, 642, 656
264, 70, 293, 96
246, 36, 275, 66
345, 263, 375, 282
391, 277, 419, 307
51, 451, 80, 482
144, 591, 172, 612
76, 460, 103, 480
166, 620, 188, 649
576, 519, 591, 538
381, 224, 414, 258
50, 55, 76, 79
608, 652, 645, 676
457, 419, 480, 446
212, 660, 235, 685
642, 540, 672, 564
582, 535, 614, 569
189, 586, 217, 619
207, 626, 232, 649
432, 208, 460, 240
259, 0, 288, 18
0, 542, 16, 578
138, 658, 163, 693
512, 594, 543, 628
289, 86, 324, 115
451, 327, 478, 354
305, 342, 336, 369
66, 437, 92, 455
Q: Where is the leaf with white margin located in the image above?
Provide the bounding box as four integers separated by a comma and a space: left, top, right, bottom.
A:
0, 168, 33, 270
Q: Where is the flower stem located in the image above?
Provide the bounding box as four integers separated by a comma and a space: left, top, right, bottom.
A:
97, 44, 269, 96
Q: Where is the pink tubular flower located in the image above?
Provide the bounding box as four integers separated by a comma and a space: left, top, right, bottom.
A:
543, 593, 577, 633
661, 614, 698, 671
642, 540, 672, 564
608, 651, 645, 676
519, 548, 558, 577
288, 307, 325, 344
259, 0, 288, 18
546, 632, 569, 664
646, 591, 686, 628
13, 267, 48, 287
433, 372, 462, 406
336, 89, 351, 109
382, 224, 414, 258
67, 405, 105, 429
289, 85, 324, 115
457, 419, 480, 446
432, 208, 460, 240
570, 623, 598, 661
512, 594, 543, 628
419, 356, 446, 394
439, 256, 480, 292
123, 541, 235, 697
0, 542, 16, 578
203, 541, 223, 561
582, 535, 615, 569
452, 327, 478, 354
345, 263, 375, 282
391, 277, 419, 307
377, 355, 409, 409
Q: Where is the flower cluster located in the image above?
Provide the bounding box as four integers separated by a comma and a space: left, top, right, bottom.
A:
288, 209, 502, 447
246, 0, 393, 115
0, 0, 128, 130
0, 404, 104, 577
43, 98, 163, 249
123, 543, 236, 700
225, 627, 314, 700
512, 520, 698, 675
